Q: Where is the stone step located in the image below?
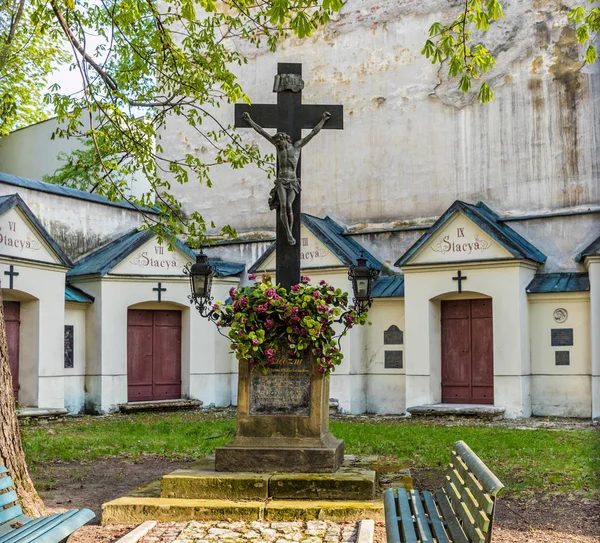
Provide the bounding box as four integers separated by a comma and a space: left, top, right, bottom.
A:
118, 399, 203, 414
101, 497, 385, 525
161, 456, 378, 501
407, 404, 506, 419
17, 408, 69, 420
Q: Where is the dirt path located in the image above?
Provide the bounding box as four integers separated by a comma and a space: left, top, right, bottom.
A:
34, 456, 600, 542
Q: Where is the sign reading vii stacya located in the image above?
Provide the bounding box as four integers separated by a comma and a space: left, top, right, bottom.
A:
411, 213, 512, 265
111, 238, 191, 275
0, 208, 59, 264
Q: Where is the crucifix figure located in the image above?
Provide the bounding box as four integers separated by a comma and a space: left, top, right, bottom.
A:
235, 63, 343, 290
453, 271, 467, 293
242, 110, 331, 246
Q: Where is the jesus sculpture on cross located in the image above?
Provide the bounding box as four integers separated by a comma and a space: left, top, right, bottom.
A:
242, 110, 331, 246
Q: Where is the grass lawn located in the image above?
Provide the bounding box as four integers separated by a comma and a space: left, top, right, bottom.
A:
21, 411, 599, 498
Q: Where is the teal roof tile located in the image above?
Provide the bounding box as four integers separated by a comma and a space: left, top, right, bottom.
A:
527, 273, 590, 293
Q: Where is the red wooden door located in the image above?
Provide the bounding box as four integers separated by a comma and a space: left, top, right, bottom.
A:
441, 299, 493, 404
127, 309, 182, 402
3, 302, 20, 400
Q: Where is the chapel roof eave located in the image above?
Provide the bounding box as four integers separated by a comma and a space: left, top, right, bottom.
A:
248, 214, 383, 274
0, 172, 159, 213
576, 234, 600, 262
394, 200, 547, 268
0, 193, 72, 267
526, 272, 590, 293
68, 228, 196, 278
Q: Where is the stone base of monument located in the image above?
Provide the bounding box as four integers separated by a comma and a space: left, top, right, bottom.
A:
217, 355, 346, 473
101, 455, 413, 525
215, 434, 344, 473
162, 455, 375, 500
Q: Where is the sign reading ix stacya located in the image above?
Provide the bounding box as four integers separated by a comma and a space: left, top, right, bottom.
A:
410, 213, 512, 265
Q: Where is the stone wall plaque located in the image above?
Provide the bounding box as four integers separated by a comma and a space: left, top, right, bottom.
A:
250, 352, 311, 415
384, 351, 403, 369
551, 328, 573, 347
384, 325, 403, 345
64, 325, 74, 368
555, 351, 570, 366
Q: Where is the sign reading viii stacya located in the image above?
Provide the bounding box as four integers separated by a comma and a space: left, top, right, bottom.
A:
111, 238, 191, 275
411, 213, 512, 265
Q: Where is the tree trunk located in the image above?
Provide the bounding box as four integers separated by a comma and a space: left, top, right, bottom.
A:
0, 290, 46, 517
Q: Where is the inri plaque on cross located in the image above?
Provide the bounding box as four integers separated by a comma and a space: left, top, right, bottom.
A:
235, 63, 343, 290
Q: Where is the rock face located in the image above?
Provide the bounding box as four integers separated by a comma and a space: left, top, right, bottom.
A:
161, 0, 600, 234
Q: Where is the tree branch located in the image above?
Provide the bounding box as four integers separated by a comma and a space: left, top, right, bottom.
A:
0, 0, 26, 72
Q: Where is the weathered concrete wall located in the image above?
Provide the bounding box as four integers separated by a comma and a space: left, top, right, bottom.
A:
0, 184, 145, 260
161, 0, 600, 255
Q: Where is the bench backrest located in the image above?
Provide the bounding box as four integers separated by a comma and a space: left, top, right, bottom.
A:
0, 465, 23, 527
443, 440, 504, 543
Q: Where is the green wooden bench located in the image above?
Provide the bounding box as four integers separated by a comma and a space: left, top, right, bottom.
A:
384, 440, 504, 543
0, 464, 95, 543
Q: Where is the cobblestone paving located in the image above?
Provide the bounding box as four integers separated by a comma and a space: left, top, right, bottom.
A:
140, 521, 359, 543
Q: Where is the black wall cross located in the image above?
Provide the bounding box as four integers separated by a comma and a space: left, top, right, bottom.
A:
4, 265, 19, 289
235, 63, 343, 290
452, 270, 467, 293
153, 282, 167, 302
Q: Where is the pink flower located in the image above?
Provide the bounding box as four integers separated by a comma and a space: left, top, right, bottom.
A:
265, 348, 275, 359
301, 276, 310, 283
252, 339, 259, 346
248, 273, 257, 280
229, 287, 236, 297
240, 297, 248, 307
212, 304, 220, 311
265, 288, 277, 298
312, 291, 321, 299
262, 273, 270, 281
291, 284, 301, 292
329, 286, 335, 291
291, 306, 299, 314
257, 304, 267, 313
241, 317, 247, 324
319, 280, 327, 285
265, 319, 274, 330
318, 366, 326, 373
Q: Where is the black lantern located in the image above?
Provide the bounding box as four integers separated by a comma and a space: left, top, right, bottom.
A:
184, 251, 215, 317
348, 252, 379, 314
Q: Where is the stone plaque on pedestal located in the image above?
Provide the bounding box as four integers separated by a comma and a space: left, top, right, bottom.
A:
216, 353, 344, 473
250, 353, 311, 415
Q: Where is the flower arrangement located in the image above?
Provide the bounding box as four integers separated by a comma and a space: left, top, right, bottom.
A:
212, 273, 367, 375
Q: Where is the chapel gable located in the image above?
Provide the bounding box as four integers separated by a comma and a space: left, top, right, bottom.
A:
395, 201, 547, 268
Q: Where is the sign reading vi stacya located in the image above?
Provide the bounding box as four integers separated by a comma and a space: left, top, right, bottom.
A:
111, 238, 190, 275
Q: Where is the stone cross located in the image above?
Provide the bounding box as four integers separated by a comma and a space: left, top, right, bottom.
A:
453, 270, 467, 293
153, 282, 167, 302
4, 265, 19, 289
235, 63, 343, 290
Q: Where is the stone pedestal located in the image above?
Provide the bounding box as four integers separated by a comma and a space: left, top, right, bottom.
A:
216, 353, 344, 473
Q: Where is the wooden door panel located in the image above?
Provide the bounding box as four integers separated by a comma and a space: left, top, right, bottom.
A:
4, 302, 20, 399
127, 309, 181, 402
441, 299, 494, 405
441, 317, 470, 385
471, 317, 494, 386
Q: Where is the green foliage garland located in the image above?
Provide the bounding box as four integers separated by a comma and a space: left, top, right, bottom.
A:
212, 274, 367, 375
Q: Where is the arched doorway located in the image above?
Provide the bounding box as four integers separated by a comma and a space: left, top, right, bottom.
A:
441, 298, 494, 404
127, 307, 182, 402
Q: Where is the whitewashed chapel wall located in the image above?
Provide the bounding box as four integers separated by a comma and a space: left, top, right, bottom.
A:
161, 0, 600, 255
64, 304, 88, 413
528, 293, 591, 417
